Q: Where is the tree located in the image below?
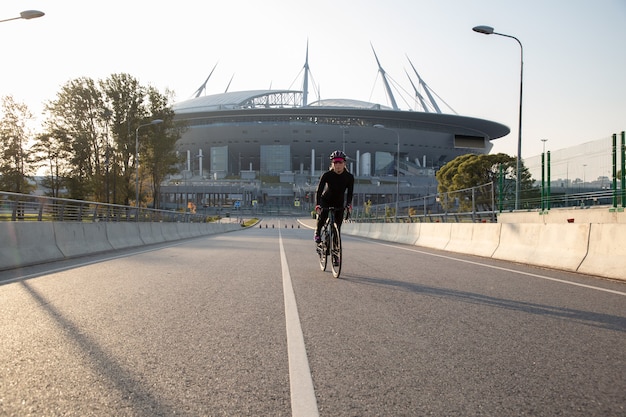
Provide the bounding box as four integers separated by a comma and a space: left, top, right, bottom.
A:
31, 130, 72, 198
38, 73, 181, 206
100, 73, 151, 206
141, 86, 186, 209
0, 96, 34, 193
436, 153, 534, 211
42, 77, 106, 200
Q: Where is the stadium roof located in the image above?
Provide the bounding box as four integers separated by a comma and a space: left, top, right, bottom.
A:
174, 90, 304, 114
173, 90, 396, 114
306, 98, 392, 110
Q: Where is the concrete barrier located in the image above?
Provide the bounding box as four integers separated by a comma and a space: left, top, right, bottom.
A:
490, 223, 591, 272
339, 219, 625, 281
415, 223, 452, 250
105, 223, 143, 250
396, 223, 420, 245
342, 222, 365, 238
344, 223, 420, 245
0, 220, 244, 271
176, 223, 194, 239
445, 223, 501, 258
358, 222, 376, 239
0, 222, 64, 270
161, 223, 183, 241
373, 223, 399, 242
577, 224, 626, 279
138, 222, 161, 245
54, 222, 113, 257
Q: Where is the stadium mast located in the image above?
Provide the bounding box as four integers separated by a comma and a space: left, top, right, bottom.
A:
302, 41, 310, 106
371, 44, 399, 111
193, 62, 218, 98
404, 69, 430, 112
407, 56, 441, 114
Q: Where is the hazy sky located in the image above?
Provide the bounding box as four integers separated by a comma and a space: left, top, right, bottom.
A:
1, 0, 624, 160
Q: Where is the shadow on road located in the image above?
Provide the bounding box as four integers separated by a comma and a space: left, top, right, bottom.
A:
20, 281, 178, 417
342, 274, 626, 333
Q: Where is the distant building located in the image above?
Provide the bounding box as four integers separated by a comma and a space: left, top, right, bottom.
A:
162, 47, 510, 212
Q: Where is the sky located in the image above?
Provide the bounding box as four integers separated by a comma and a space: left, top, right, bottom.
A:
1, 0, 625, 162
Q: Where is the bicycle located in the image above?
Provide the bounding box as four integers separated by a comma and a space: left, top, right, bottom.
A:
316, 206, 349, 278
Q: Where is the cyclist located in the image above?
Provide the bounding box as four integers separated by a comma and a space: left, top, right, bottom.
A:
314, 150, 354, 244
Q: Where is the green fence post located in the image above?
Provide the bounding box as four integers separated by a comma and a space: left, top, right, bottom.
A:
541, 152, 546, 214
613, 133, 618, 208
620, 130, 626, 208
547, 151, 551, 210
498, 164, 504, 212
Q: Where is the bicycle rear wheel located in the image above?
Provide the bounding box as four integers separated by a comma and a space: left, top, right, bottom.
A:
330, 222, 342, 278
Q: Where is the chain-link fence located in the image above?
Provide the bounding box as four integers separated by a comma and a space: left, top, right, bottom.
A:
352, 132, 625, 222
524, 132, 625, 210
351, 182, 497, 223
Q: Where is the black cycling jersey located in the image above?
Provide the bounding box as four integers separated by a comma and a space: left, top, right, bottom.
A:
315, 169, 354, 208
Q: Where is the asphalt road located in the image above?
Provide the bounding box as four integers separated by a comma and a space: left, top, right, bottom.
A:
1, 218, 625, 416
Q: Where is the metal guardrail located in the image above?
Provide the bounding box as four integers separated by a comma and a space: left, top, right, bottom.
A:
350, 211, 497, 223
0, 191, 210, 223
350, 187, 623, 224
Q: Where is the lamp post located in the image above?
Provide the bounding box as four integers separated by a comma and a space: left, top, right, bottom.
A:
0, 10, 45, 23
373, 124, 400, 222
473, 25, 524, 210
135, 119, 163, 207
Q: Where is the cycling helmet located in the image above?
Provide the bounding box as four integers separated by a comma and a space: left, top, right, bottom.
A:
329, 150, 347, 161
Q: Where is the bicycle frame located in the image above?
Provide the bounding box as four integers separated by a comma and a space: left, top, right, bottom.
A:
317, 206, 347, 278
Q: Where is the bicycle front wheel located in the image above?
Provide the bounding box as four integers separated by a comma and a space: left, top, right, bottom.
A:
330, 223, 342, 278
318, 230, 328, 271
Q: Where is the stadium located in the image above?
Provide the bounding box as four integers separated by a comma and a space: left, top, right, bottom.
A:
161, 48, 509, 213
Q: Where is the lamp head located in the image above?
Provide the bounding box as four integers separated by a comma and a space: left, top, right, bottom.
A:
472, 25, 494, 35
20, 10, 45, 20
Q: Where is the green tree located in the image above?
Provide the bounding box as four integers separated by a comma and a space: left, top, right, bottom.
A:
141, 86, 186, 208
0, 96, 34, 193
100, 73, 152, 205
436, 153, 533, 211
31, 130, 72, 198
38, 73, 181, 206
43, 77, 106, 200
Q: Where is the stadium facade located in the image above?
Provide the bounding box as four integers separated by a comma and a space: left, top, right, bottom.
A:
161, 49, 510, 213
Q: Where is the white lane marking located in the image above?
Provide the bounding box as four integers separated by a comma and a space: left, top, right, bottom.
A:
362, 239, 626, 297
279, 229, 319, 417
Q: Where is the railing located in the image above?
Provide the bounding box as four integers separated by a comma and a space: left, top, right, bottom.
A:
0, 191, 211, 223
350, 184, 623, 223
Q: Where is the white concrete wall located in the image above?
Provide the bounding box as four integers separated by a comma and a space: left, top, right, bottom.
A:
0, 221, 242, 271
0, 222, 64, 268
342, 221, 625, 281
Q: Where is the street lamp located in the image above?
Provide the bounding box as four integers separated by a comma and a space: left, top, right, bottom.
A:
135, 119, 163, 207
0, 10, 45, 23
373, 124, 400, 222
473, 25, 524, 210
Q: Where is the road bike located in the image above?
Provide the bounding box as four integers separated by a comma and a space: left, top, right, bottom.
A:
316, 207, 349, 278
